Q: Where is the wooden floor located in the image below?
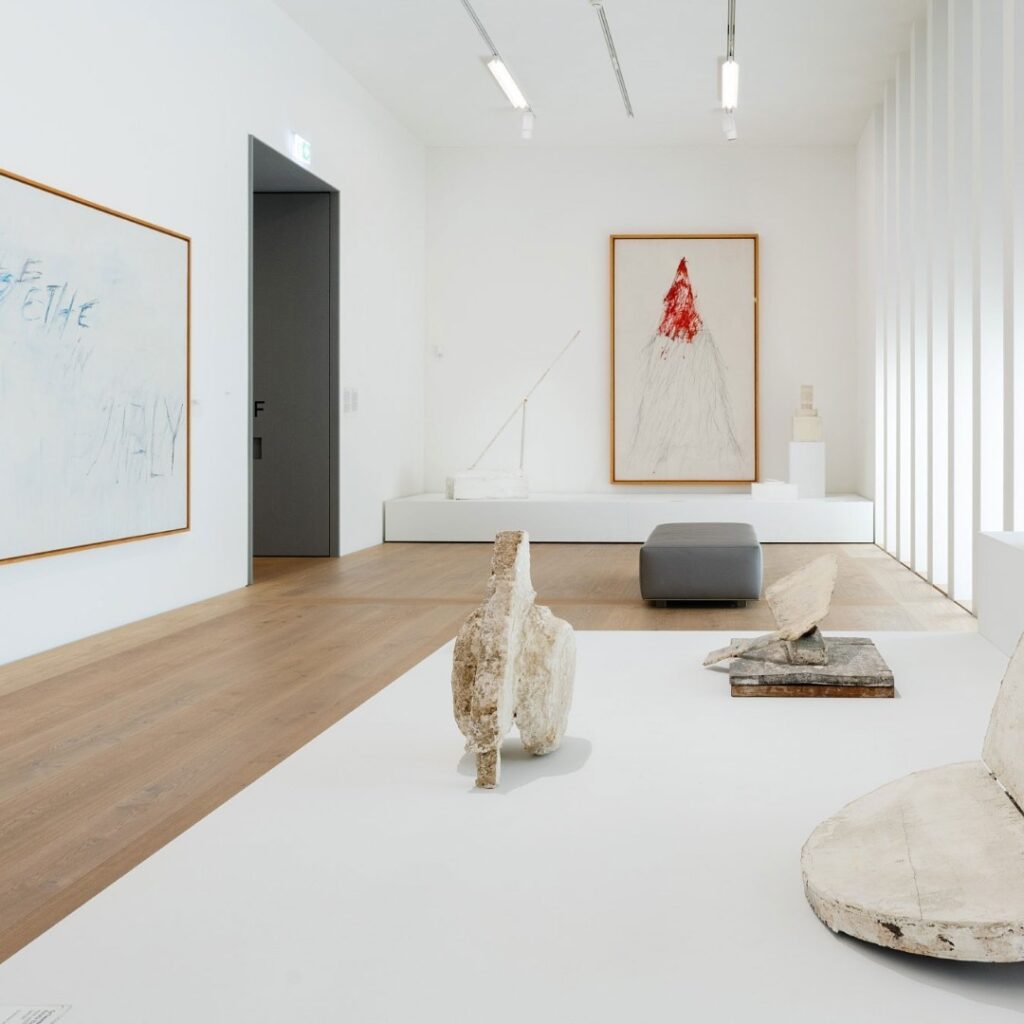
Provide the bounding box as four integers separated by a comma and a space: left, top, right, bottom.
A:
0, 542, 972, 963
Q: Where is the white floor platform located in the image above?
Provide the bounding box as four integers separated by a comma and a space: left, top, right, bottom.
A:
977, 532, 1024, 656
385, 492, 875, 543
2, 632, 1021, 1023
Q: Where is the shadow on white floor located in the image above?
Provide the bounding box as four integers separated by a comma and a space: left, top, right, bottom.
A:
457, 736, 593, 793
844, 935, 1024, 1014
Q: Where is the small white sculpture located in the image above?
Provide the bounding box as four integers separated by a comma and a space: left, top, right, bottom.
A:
792, 383, 823, 442
451, 531, 576, 788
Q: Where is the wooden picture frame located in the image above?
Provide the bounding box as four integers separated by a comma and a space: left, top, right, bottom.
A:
610, 233, 759, 484
0, 167, 191, 564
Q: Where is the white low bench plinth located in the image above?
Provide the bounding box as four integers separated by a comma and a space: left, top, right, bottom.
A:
803, 633, 1024, 962
384, 492, 874, 543
802, 761, 1024, 962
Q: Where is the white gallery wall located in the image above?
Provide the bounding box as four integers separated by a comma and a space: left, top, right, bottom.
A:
425, 146, 861, 495
0, 0, 426, 664
861, 0, 1023, 605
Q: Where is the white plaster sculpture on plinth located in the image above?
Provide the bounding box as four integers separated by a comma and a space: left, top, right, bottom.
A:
451, 531, 576, 788
789, 384, 826, 498
802, 632, 1024, 961
792, 384, 823, 441
446, 330, 582, 500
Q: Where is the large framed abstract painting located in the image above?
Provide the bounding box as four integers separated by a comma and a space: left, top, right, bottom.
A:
611, 234, 758, 483
0, 168, 190, 563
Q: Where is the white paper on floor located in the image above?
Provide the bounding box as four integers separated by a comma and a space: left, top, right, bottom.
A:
0, 632, 1022, 1024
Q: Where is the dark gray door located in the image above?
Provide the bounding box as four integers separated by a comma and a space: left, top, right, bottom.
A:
253, 192, 331, 556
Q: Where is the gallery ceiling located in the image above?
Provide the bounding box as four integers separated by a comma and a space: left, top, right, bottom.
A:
274, 0, 924, 147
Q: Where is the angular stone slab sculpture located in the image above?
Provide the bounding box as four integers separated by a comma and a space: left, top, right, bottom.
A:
451, 531, 576, 789
704, 554, 838, 667
802, 634, 1024, 961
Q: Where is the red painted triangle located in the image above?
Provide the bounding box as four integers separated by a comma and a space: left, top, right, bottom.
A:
657, 258, 703, 342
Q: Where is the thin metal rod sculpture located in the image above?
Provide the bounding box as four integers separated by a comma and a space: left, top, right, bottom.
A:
468, 329, 582, 472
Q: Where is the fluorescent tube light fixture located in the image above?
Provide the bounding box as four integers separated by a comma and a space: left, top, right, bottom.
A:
460, 0, 533, 137
720, 58, 739, 112
486, 57, 529, 110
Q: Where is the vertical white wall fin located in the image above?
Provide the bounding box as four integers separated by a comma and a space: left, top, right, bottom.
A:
946, 0, 958, 600
874, 109, 887, 548
885, 81, 900, 557
868, 0, 1022, 611
1009, 0, 1023, 530
950, 0, 974, 605
858, 107, 881, 513
929, 0, 950, 591
973, 0, 1005, 583
1003, 0, 1016, 532
899, 53, 913, 567
917, 19, 933, 577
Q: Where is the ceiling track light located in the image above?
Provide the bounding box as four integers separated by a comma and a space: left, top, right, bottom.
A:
719, 0, 739, 140
487, 57, 528, 109
459, 0, 534, 135
720, 0, 739, 111
589, 0, 634, 118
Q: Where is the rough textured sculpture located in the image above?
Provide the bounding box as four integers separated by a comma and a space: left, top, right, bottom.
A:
703, 553, 838, 666
451, 531, 576, 788
802, 634, 1024, 961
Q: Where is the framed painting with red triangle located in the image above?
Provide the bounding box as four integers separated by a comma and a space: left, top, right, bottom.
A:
610, 234, 758, 483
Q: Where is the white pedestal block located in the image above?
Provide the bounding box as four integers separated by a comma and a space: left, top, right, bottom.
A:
789, 441, 826, 499
977, 532, 1024, 656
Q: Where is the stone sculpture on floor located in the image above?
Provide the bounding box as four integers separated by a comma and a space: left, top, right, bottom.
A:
802, 633, 1024, 961
451, 531, 576, 788
703, 554, 893, 697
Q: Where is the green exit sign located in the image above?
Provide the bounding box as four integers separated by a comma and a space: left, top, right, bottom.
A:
290, 133, 312, 166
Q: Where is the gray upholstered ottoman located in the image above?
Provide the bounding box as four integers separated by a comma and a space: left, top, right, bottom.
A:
639, 523, 763, 605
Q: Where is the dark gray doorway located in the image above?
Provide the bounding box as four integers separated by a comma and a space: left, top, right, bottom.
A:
249, 138, 339, 568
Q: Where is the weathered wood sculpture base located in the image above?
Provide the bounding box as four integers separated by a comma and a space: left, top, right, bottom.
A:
803, 633, 1024, 961
451, 531, 575, 788
729, 636, 894, 698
